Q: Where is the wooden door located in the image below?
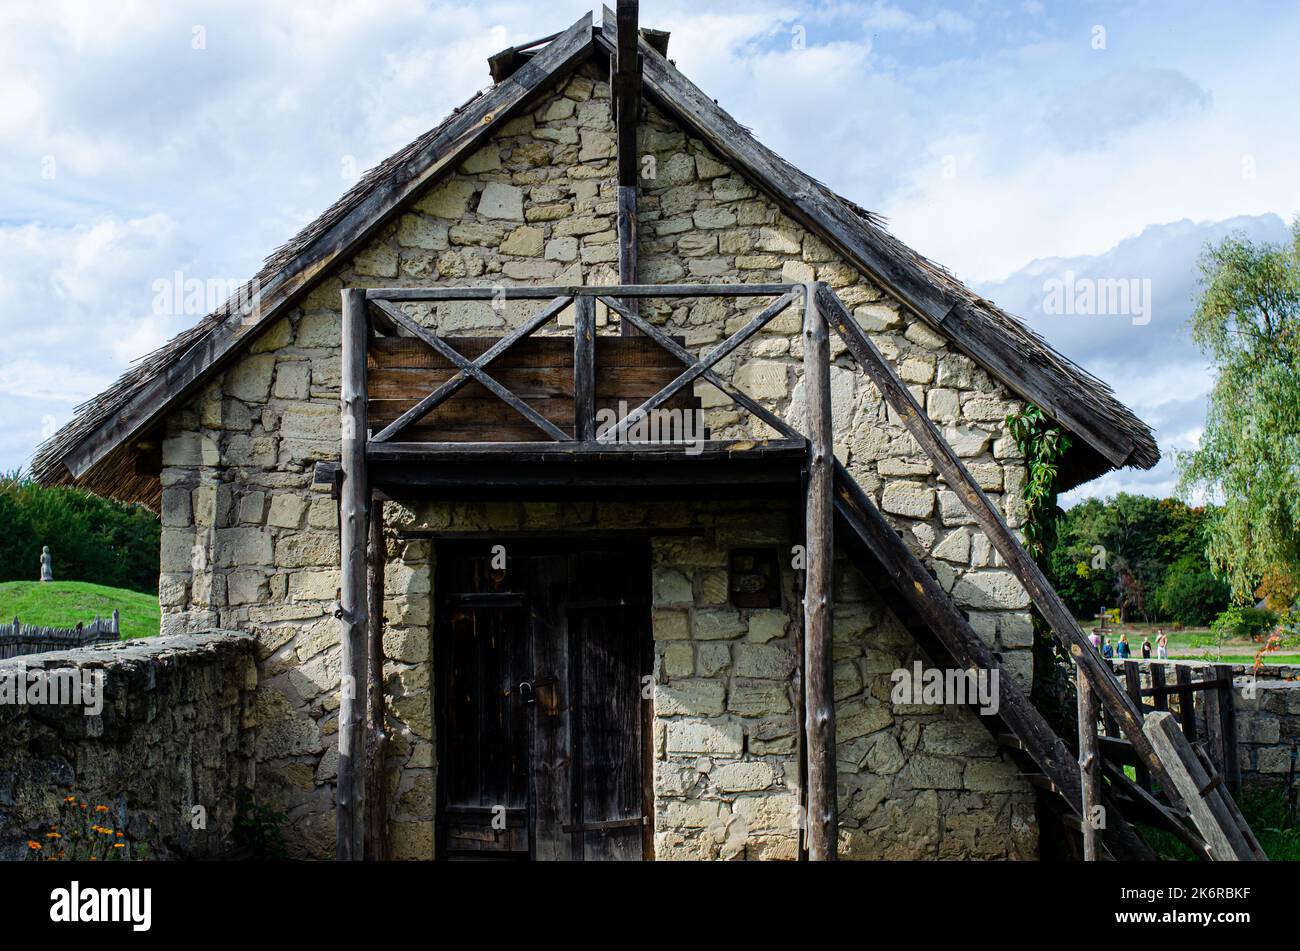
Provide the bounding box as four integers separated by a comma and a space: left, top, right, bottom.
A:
435, 542, 651, 860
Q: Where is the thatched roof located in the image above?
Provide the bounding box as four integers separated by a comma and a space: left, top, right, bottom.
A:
31, 11, 1157, 506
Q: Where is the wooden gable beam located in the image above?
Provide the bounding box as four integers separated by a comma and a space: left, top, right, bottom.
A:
612, 0, 642, 187
59, 13, 596, 482
598, 14, 1139, 471
610, 2, 644, 335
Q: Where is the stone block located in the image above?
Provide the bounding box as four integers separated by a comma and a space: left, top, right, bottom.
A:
881, 481, 935, 518
666, 718, 743, 754
477, 182, 524, 220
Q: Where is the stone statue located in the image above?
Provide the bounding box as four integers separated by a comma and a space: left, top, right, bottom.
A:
39, 546, 53, 582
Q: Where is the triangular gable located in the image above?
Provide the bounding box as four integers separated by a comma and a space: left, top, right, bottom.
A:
595, 8, 1155, 482
38, 12, 595, 487
35, 8, 1157, 498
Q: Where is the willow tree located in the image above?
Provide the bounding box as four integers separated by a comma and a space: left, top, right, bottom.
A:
1177, 217, 1300, 604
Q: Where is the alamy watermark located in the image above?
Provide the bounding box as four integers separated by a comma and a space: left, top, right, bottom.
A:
151, 271, 262, 323
596, 400, 706, 455
890, 661, 1000, 715
1042, 271, 1152, 326
0, 663, 104, 715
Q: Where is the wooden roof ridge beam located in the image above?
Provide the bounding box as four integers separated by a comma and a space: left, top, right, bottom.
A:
612, 0, 642, 187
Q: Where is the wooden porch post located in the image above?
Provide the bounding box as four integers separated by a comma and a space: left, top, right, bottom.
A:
574, 294, 596, 441
801, 282, 837, 859
338, 287, 370, 860
364, 497, 388, 860
1076, 669, 1101, 860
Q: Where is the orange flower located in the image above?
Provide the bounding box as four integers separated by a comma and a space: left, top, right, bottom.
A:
63, 796, 75, 803
45, 832, 61, 839
27, 841, 41, 850
112, 843, 125, 849
115, 832, 124, 838
94, 805, 109, 813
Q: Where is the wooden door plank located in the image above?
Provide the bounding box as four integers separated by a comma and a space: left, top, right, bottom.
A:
529, 554, 571, 861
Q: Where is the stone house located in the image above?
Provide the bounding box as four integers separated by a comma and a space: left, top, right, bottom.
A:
32, 9, 1160, 861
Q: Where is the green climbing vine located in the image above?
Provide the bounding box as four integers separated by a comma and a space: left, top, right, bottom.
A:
1006, 403, 1076, 746
1006, 403, 1072, 562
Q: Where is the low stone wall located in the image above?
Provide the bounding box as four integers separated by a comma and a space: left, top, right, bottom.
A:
1233, 677, 1300, 788
1231, 662, 1300, 681
0, 631, 257, 861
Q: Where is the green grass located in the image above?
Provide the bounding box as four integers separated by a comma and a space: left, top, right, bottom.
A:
0, 580, 159, 640
1137, 789, 1300, 861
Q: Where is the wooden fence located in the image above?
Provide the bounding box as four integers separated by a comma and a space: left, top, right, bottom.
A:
1076, 657, 1264, 860
1109, 659, 1241, 799
0, 610, 120, 660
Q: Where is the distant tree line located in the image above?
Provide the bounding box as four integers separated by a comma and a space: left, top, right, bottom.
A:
1046, 493, 1230, 627
0, 473, 160, 594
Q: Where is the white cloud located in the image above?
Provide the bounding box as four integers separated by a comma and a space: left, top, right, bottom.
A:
861, 2, 974, 36
1, 0, 1297, 504
974, 213, 1290, 504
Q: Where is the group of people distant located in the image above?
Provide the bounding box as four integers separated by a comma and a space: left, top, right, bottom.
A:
1088, 628, 1168, 660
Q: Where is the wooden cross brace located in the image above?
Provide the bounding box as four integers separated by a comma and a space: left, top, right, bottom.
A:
367, 296, 572, 443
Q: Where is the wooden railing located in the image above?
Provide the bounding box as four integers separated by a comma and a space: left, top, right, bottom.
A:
1078, 658, 1263, 860
359, 283, 804, 450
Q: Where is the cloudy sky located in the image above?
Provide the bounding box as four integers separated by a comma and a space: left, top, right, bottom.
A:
2, 1, 1297, 504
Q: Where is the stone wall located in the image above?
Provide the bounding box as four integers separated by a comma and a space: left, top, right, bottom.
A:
381, 498, 1035, 860
1233, 677, 1300, 788
0, 631, 256, 860
152, 59, 1039, 858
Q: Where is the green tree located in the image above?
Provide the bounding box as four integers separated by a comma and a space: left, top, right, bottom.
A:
1178, 218, 1300, 604
0, 473, 159, 594
1156, 553, 1230, 626
1047, 494, 1221, 623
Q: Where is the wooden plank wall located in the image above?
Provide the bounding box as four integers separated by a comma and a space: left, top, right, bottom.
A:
368, 335, 702, 442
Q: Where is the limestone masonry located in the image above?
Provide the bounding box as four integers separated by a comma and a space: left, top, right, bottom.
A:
153, 62, 1037, 859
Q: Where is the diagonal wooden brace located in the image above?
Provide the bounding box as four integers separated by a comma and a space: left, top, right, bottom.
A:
814, 281, 1176, 795
598, 295, 801, 439
598, 290, 798, 443
369, 297, 570, 442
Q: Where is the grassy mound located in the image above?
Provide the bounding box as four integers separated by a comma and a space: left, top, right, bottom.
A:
0, 580, 159, 640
